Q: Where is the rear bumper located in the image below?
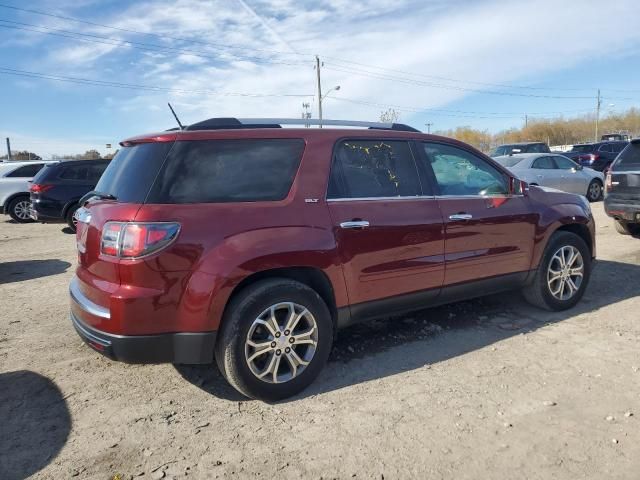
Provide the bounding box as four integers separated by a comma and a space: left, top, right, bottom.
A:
604, 198, 640, 222
70, 280, 216, 364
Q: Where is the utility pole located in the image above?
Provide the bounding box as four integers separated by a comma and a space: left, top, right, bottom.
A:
315, 55, 323, 128
5, 137, 11, 161
425, 123, 433, 134
595, 88, 601, 142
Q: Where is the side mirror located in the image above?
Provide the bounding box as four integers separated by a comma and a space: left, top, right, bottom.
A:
572, 165, 583, 172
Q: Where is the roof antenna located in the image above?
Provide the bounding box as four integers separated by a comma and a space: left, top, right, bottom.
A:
167, 102, 184, 130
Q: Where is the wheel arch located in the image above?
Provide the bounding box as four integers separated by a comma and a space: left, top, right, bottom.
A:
222, 267, 339, 333
3, 191, 30, 214
554, 223, 593, 258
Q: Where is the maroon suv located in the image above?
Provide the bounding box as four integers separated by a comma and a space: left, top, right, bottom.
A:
70, 118, 595, 400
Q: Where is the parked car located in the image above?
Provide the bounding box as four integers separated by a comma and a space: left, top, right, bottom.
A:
601, 133, 631, 142
605, 139, 640, 235
563, 141, 627, 172
30, 159, 111, 232
70, 118, 595, 401
0, 160, 57, 222
494, 153, 604, 202
489, 142, 550, 157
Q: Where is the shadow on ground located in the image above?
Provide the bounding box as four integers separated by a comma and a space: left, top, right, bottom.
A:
177, 259, 640, 402
0, 259, 71, 284
0, 371, 71, 480
61, 227, 75, 235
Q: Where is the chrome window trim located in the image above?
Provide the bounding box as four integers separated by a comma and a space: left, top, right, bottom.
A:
435, 194, 523, 199
327, 195, 436, 202
69, 276, 110, 320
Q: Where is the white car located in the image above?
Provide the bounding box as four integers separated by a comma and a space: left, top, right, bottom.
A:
493, 153, 605, 202
0, 161, 57, 222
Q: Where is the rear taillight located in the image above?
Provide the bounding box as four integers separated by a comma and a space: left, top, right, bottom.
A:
589, 153, 600, 162
30, 183, 53, 193
606, 171, 613, 190
100, 222, 180, 259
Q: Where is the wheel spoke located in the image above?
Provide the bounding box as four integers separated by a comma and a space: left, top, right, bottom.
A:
289, 348, 309, 366
285, 308, 308, 332
570, 268, 583, 277
566, 277, 578, 294
247, 340, 273, 362
257, 351, 277, 379
285, 352, 298, 379
271, 354, 282, 384
293, 326, 317, 346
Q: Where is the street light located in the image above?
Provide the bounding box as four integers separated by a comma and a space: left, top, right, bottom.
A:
319, 85, 340, 128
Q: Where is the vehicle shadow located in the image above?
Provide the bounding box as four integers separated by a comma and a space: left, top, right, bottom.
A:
0, 371, 71, 480
61, 227, 75, 235
176, 259, 639, 403
0, 259, 71, 284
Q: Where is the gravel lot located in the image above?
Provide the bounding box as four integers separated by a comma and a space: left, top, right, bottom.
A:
1, 204, 639, 480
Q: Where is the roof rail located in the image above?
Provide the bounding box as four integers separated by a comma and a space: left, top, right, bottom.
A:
184, 117, 421, 133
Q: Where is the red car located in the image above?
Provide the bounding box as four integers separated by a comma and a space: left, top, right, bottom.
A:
71, 118, 596, 400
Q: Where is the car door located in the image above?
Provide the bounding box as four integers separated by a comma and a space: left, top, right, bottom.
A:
417, 142, 536, 286
553, 155, 587, 194
0, 163, 45, 202
326, 139, 445, 319
530, 155, 560, 188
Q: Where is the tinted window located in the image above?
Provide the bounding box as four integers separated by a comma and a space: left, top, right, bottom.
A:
568, 144, 594, 153
88, 162, 109, 182
598, 144, 612, 153
59, 164, 90, 181
6, 163, 45, 178
328, 140, 421, 199
526, 144, 546, 153
96, 143, 174, 203
532, 156, 555, 169
422, 143, 508, 196
615, 143, 640, 170
491, 145, 517, 156
611, 143, 626, 153
554, 156, 578, 170
148, 139, 304, 203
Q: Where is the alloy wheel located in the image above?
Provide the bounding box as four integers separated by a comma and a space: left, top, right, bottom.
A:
547, 245, 584, 301
588, 182, 602, 201
14, 200, 31, 220
245, 302, 318, 384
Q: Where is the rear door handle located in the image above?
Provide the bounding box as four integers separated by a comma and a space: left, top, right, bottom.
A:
449, 214, 473, 221
340, 220, 370, 229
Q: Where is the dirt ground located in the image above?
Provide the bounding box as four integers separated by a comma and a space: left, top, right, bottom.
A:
1, 204, 639, 480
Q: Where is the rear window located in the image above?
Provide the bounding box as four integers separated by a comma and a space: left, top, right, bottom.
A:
614, 142, 640, 170
95, 143, 173, 203
147, 139, 305, 203
6, 163, 45, 178
494, 156, 526, 168
568, 144, 594, 153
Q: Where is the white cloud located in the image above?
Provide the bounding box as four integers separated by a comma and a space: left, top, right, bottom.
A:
9, 0, 640, 136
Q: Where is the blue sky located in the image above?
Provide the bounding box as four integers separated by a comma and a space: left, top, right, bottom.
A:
1, 0, 640, 157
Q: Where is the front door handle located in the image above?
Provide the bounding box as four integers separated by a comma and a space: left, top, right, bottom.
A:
340, 220, 370, 229
449, 214, 473, 221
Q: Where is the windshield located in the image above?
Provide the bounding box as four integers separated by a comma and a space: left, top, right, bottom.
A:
568, 144, 594, 153
490, 145, 519, 156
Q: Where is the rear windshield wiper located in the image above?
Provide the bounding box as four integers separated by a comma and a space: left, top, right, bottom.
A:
79, 190, 117, 205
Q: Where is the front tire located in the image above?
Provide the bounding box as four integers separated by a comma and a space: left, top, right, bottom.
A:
614, 219, 640, 236
215, 279, 333, 401
586, 179, 603, 202
522, 231, 591, 311
7, 196, 34, 223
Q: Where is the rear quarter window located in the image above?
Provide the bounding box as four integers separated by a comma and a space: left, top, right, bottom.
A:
147, 139, 305, 203
614, 143, 640, 171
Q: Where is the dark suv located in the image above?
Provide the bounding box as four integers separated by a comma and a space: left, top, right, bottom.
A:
564, 141, 627, 172
30, 159, 110, 231
605, 139, 640, 235
70, 118, 595, 400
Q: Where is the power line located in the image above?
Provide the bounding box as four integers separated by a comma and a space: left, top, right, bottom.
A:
0, 20, 309, 67
330, 97, 597, 119
0, 3, 305, 59
0, 67, 314, 98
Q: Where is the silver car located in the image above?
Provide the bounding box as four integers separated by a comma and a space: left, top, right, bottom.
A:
493, 153, 605, 202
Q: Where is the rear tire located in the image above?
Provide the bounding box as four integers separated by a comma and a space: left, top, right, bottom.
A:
66, 204, 79, 232
586, 179, 603, 202
614, 219, 640, 236
215, 278, 333, 401
522, 231, 591, 311
7, 196, 33, 223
